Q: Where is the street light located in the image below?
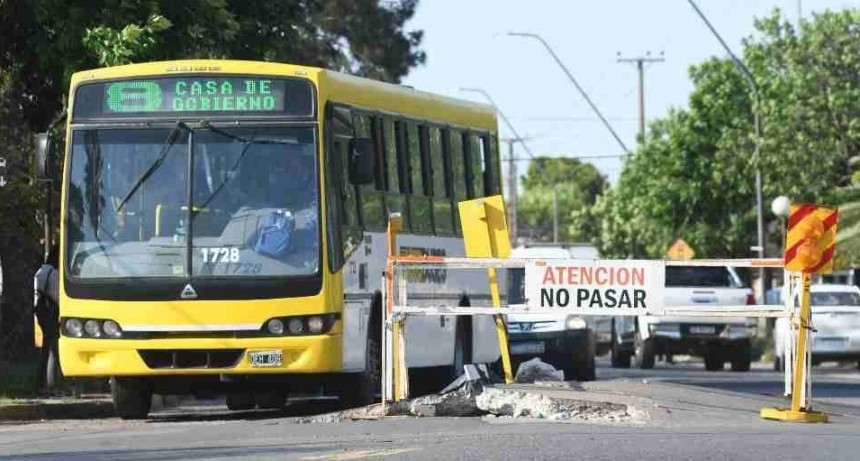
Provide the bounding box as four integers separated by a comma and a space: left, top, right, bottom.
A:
507, 31, 630, 155
772, 195, 791, 253
687, 0, 766, 299
459, 87, 560, 243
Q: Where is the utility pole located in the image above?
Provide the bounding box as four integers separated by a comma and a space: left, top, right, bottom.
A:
617, 51, 665, 141
501, 137, 520, 243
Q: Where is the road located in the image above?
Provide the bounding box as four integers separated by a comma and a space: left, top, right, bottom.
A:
2, 360, 859, 461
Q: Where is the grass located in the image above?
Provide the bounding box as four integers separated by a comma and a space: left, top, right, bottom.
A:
0, 358, 39, 399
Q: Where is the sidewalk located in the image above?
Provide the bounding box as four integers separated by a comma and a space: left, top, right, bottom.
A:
0, 394, 180, 421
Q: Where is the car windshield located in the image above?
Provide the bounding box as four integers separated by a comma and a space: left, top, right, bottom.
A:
665, 266, 740, 288
65, 126, 318, 279
811, 292, 860, 306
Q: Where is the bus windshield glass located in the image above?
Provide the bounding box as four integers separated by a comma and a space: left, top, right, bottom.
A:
65, 126, 319, 279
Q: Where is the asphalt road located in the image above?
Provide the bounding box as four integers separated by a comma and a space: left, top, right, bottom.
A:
2, 360, 859, 461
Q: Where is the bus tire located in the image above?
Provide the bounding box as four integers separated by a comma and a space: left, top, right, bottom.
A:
45, 346, 64, 392
226, 390, 253, 411
111, 377, 152, 420
340, 299, 381, 408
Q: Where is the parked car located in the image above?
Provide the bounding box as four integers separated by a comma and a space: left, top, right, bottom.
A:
612, 265, 757, 371
505, 244, 597, 380
773, 284, 860, 370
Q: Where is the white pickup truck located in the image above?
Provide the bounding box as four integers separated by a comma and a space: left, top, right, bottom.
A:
611, 265, 757, 371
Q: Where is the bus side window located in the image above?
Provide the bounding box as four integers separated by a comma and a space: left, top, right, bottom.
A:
429, 126, 454, 236
465, 133, 484, 199
447, 129, 466, 235
354, 113, 386, 231
484, 134, 501, 196
324, 105, 361, 271
382, 118, 407, 229
407, 122, 432, 234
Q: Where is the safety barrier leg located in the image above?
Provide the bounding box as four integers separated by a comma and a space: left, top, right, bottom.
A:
761, 273, 827, 423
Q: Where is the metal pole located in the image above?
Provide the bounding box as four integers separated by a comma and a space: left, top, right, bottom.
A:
552, 185, 558, 243
508, 32, 630, 154
687, 0, 766, 301
638, 60, 645, 138
508, 139, 518, 243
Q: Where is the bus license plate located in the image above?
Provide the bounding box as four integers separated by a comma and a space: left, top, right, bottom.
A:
249, 350, 283, 368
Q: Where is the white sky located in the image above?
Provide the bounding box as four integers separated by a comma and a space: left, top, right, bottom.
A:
402, 0, 859, 183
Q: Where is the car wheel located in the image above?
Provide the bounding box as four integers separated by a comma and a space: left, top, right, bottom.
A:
774, 355, 784, 372
634, 331, 655, 369
730, 340, 752, 372
610, 325, 631, 368
111, 377, 152, 420
704, 354, 724, 371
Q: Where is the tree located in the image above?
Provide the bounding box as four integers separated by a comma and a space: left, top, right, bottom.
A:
0, 0, 426, 356
589, 9, 860, 260
517, 157, 607, 242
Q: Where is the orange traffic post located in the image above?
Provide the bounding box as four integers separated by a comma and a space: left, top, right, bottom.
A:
761, 203, 838, 423
385, 213, 407, 402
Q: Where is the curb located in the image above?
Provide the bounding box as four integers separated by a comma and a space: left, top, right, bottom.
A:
0, 395, 182, 421
0, 401, 114, 421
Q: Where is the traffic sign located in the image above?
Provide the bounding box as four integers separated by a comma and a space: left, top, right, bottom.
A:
784, 203, 838, 274
666, 239, 695, 260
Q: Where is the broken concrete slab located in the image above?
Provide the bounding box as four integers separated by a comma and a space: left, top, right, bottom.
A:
476, 386, 629, 421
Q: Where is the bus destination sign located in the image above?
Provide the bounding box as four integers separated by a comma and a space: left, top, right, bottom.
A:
73, 76, 314, 119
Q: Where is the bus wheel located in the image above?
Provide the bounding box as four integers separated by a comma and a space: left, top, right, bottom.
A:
111, 377, 152, 420
226, 390, 253, 411
341, 329, 381, 408
45, 346, 64, 392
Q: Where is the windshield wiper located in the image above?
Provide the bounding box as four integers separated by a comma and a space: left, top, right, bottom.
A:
116, 121, 189, 212
194, 121, 298, 212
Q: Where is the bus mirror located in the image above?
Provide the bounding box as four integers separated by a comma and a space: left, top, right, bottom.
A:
34, 132, 51, 179
348, 138, 374, 185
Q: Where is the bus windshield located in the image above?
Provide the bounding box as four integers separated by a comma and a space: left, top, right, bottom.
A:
65, 126, 319, 279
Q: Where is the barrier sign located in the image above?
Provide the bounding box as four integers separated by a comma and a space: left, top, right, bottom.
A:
525, 259, 665, 315
784, 203, 838, 274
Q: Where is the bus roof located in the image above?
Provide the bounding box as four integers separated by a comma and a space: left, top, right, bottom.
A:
69, 60, 497, 131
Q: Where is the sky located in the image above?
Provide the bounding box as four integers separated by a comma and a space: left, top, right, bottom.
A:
402, 0, 859, 184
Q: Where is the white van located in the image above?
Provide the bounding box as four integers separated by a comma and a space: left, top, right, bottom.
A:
506, 244, 598, 380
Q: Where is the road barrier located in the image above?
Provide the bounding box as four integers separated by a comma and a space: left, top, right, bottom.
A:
382, 245, 824, 421
382, 198, 831, 424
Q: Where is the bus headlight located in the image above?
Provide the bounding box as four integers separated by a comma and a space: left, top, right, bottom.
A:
84, 320, 102, 338
64, 318, 84, 338
102, 320, 122, 339
307, 316, 325, 334
287, 318, 305, 334
267, 318, 285, 335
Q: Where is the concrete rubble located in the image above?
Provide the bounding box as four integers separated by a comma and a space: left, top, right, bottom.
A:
313, 361, 632, 423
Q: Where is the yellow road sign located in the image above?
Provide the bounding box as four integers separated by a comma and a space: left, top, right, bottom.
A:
667, 239, 695, 260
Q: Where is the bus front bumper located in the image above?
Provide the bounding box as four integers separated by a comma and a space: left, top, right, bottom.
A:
59, 334, 343, 377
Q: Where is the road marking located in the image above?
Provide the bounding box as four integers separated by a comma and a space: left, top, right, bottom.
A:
301, 447, 420, 460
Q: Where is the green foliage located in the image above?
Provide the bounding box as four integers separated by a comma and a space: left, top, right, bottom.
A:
591, 8, 860, 260
518, 157, 606, 242
83, 14, 171, 67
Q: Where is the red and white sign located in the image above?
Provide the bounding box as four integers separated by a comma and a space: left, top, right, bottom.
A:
525, 259, 665, 315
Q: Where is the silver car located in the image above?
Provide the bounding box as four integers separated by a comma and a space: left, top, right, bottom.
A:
774, 284, 860, 370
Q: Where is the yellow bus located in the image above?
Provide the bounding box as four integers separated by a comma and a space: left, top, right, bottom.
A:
40, 60, 503, 418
